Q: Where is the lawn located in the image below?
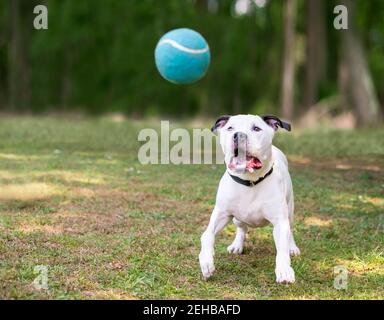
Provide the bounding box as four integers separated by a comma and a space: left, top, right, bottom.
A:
0, 115, 383, 299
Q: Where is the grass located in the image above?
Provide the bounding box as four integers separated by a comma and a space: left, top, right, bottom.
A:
0, 115, 383, 300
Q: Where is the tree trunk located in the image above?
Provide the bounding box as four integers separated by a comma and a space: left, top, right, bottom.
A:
0, 1, 7, 110
60, 49, 73, 109
9, 0, 21, 110
195, 0, 206, 11
281, 0, 297, 120
339, 0, 381, 126
8, 0, 31, 111
304, 0, 326, 109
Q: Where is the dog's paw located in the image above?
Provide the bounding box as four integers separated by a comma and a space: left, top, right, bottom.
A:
199, 253, 215, 280
275, 265, 295, 284
227, 242, 244, 255
289, 245, 301, 256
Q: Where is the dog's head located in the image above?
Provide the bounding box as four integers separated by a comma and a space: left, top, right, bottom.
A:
211, 114, 291, 173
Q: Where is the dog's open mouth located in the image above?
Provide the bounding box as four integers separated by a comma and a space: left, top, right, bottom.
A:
229, 148, 263, 172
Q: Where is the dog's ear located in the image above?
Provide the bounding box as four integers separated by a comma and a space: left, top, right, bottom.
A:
261, 115, 291, 132
211, 115, 231, 133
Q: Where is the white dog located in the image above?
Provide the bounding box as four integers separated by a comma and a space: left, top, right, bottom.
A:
199, 114, 300, 284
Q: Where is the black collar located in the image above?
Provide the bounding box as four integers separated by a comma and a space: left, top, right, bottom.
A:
228, 165, 274, 187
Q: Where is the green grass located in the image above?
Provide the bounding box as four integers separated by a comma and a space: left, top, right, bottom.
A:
0, 115, 383, 299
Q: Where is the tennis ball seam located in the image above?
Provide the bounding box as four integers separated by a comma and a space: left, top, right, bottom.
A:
158, 39, 209, 55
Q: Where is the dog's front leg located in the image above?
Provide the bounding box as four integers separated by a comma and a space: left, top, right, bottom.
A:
199, 208, 231, 280
227, 218, 247, 254
273, 218, 295, 284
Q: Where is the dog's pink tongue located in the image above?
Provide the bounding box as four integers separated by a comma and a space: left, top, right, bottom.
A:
229, 156, 262, 172
246, 156, 262, 169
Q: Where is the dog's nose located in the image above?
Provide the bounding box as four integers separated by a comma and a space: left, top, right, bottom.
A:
233, 132, 247, 142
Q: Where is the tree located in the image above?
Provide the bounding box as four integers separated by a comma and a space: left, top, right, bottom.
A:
304, 0, 326, 109
8, 0, 33, 111
0, 1, 8, 109
339, 0, 381, 125
280, 0, 297, 120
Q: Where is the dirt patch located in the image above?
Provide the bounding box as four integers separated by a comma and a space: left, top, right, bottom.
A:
50, 188, 205, 235
0, 183, 60, 201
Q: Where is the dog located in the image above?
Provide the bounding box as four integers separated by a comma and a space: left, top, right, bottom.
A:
199, 114, 300, 284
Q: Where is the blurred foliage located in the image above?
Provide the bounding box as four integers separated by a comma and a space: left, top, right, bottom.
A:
0, 0, 383, 117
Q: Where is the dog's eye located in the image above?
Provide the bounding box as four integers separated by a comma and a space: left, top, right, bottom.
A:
252, 125, 262, 132
227, 126, 234, 131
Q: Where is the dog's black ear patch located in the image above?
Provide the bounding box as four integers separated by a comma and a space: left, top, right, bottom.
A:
262, 115, 291, 132
211, 115, 231, 133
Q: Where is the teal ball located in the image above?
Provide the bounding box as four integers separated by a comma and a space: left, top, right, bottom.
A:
155, 28, 210, 84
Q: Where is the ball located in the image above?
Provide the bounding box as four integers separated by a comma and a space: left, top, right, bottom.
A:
155, 28, 210, 84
